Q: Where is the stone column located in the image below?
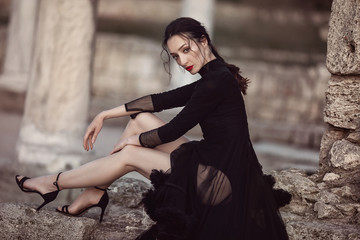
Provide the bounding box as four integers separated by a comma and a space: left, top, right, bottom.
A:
0, 0, 39, 92
181, 0, 215, 36
17, 0, 97, 172
318, 0, 360, 206
170, 0, 216, 88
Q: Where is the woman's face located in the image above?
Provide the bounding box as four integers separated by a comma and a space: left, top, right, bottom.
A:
167, 34, 211, 75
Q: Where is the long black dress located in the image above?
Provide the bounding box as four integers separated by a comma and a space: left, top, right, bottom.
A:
125, 59, 290, 240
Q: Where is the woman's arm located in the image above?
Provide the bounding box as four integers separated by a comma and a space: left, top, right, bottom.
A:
83, 105, 140, 151
84, 80, 198, 151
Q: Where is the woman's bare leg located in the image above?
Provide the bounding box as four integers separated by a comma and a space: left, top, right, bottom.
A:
17, 113, 189, 213
17, 145, 171, 206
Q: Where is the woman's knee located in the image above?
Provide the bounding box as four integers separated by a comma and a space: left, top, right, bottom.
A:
129, 112, 165, 131
119, 145, 142, 166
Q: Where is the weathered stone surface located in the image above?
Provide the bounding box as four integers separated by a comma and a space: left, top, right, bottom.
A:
324, 75, 360, 130
318, 191, 341, 204
0, 203, 97, 240
331, 186, 354, 198
109, 177, 150, 208
330, 139, 360, 170
347, 131, 360, 144
314, 202, 343, 219
326, 0, 360, 74
319, 125, 347, 173
282, 212, 360, 240
270, 169, 319, 199
336, 203, 359, 216
323, 172, 340, 182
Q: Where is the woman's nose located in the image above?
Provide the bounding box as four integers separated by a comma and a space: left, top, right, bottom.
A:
178, 55, 186, 66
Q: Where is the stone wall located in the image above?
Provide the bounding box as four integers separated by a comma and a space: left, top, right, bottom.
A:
319, 0, 360, 192
268, 1, 360, 238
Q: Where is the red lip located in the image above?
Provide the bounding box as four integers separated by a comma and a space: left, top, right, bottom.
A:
186, 65, 193, 71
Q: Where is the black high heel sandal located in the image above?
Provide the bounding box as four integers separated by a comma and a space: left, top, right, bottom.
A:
56, 186, 109, 223
15, 172, 62, 211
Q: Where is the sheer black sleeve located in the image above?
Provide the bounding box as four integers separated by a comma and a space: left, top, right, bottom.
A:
139, 129, 162, 148
125, 95, 154, 112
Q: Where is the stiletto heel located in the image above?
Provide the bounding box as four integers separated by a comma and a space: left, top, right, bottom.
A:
15, 172, 62, 211
56, 186, 109, 223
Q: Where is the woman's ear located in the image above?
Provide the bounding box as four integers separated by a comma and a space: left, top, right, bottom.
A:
200, 35, 208, 47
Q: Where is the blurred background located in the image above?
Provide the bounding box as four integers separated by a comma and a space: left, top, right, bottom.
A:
0, 0, 332, 185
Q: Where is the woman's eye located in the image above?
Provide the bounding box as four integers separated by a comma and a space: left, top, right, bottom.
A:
183, 48, 190, 53
172, 55, 178, 60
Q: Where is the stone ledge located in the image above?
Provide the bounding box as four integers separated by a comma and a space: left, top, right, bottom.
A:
0, 203, 97, 240
3, 174, 360, 240
282, 212, 360, 240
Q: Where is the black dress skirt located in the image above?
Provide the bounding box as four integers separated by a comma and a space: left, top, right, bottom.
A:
125, 59, 291, 240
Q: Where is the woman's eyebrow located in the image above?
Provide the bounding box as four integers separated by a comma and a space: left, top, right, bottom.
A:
170, 43, 187, 55
178, 43, 187, 51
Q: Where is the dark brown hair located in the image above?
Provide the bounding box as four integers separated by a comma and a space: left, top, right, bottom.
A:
162, 17, 249, 94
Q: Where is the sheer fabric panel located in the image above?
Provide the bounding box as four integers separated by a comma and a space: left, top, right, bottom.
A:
125, 95, 154, 112
139, 129, 163, 148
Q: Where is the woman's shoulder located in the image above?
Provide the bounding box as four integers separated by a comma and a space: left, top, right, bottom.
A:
199, 66, 235, 87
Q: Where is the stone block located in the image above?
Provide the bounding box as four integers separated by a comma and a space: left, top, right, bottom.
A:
323, 172, 341, 182
319, 191, 341, 204
109, 177, 150, 208
319, 125, 347, 173
347, 131, 360, 144
331, 186, 354, 198
324, 75, 360, 130
314, 202, 343, 219
330, 139, 360, 170
270, 169, 319, 198
282, 212, 360, 240
0, 203, 97, 240
336, 204, 359, 216
326, 0, 360, 74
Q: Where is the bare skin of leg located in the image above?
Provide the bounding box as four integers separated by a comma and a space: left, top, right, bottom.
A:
16, 113, 189, 213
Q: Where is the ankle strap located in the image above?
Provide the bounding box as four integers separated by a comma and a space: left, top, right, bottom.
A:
53, 172, 62, 191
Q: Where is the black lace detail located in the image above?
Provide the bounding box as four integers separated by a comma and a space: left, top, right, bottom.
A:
125, 95, 154, 112
139, 129, 163, 148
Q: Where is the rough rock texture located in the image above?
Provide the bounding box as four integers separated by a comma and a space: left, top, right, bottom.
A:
324, 75, 360, 130
326, 0, 360, 74
0, 203, 97, 240
312, 1, 360, 238
330, 139, 360, 170
270, 169, 360, 239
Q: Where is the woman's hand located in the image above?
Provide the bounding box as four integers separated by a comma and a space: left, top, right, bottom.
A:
83, 113, 105, 151
110, 134, 140, 155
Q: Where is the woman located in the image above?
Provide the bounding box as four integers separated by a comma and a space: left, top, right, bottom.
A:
16, 17, 290, 239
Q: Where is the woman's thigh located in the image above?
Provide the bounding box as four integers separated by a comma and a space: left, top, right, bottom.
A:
130, 113, 189, 154
120, 145, 171, 179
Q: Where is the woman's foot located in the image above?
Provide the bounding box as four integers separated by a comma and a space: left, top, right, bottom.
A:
56, 187, 106, 215
16, 175, 60, 195
15, 173, 63, 211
